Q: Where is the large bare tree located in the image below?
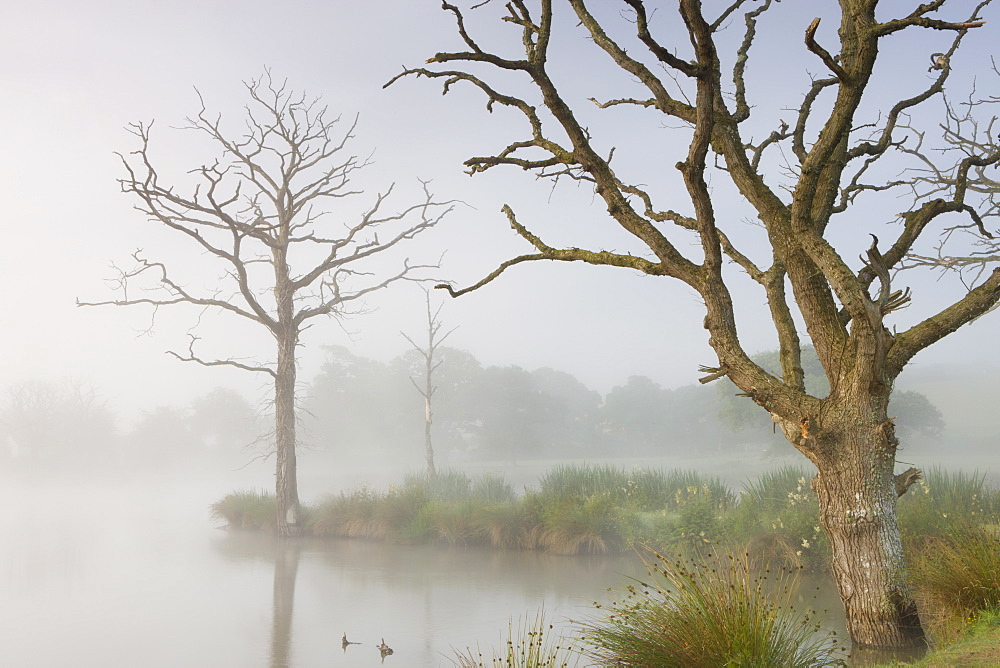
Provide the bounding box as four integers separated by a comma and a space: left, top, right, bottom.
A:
81, 74, 452, 536
388, 0, 999, 648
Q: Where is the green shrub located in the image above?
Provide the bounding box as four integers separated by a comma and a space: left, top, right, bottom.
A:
578, 549, 845, 667
210, 489, 276, 530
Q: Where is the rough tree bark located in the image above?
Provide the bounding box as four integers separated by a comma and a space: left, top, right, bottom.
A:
80, 72, 452, 536
402, 288, 457, 477
388, 0, 999, 648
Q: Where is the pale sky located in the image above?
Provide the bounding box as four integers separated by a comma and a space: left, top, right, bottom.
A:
1, 0, 996, 419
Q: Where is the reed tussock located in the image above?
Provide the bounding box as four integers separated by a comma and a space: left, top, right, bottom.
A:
910, 523, 1000, 642
578, 549, 844, 667
210, 489, 276, 530
451, 610, 581, 668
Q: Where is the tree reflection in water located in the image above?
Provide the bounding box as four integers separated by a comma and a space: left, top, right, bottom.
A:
270, 539, 300, 668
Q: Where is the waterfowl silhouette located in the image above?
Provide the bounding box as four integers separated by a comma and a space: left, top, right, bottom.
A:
342, 633, 361, 650
378, 638, 394, 658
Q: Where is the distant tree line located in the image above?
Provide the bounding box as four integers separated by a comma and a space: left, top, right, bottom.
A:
0, 345, 944, 474
302, 345, 944, 468
0, 381, 261, 475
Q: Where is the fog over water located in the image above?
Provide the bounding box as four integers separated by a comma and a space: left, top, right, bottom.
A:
1, 1, 998, 665
0, 467, 849, 668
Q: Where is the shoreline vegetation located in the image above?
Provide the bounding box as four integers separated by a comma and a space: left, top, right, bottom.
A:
212, 464, 1000, 666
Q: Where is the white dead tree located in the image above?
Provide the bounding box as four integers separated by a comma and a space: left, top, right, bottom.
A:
401, 288, 457, 477
80, 73, 454, 536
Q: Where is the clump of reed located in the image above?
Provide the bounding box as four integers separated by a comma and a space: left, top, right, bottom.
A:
723, 466, 827, 570
451, 610, 581, 668
475, 501, 538, 550
577, 548, 845, 667
210, 489, 276, 530
537, 464, 733, 513
537, 495, 623, 555
898, 467, 1000, 539
909, 523, 1000, 643
311, 483, 430, 540
404, 469, 517, 505
209, 465, 999, 572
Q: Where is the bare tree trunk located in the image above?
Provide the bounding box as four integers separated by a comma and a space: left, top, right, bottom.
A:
275, 327, 300, 537
404, 289, 455, 478
807, 397, 924, 648
274, 257, 300, 537
423, 388, 435, 477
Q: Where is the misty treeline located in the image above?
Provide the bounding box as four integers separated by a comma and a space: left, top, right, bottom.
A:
0, 381, 260, 474
0, 347, 943, 474
305, 345, 944, 468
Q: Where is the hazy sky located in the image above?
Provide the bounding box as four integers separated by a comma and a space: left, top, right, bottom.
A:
1, 0, 996, 418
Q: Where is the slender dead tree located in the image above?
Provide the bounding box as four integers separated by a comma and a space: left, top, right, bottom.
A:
401, 288, 457, 476
387, 0, 999, 649
81, 73, 453, 536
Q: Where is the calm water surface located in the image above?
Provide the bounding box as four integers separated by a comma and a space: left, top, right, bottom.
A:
0, 475, 649, 667
0, 473, 845, 667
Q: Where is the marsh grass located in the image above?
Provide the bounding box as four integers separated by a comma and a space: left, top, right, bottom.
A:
211, 466, 997, 572
473, 472, 517, 505
405, 469, 474, 502
311, 485, 381, 538
475, 502, 535, 549
537, 464, 733, 513
427, 500, 481, 545
451, 610, 581, 668
899, 467, 1000, 538
210, 489, 276, 530
725, 467, 826, 570
539, 496, 622, 555
578, 549, 845, 667
910, 523, 1000, 642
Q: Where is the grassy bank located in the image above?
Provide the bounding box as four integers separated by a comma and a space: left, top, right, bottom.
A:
211, 465, 1000, 666
876, 608, 1000, 667
212, 464, 999, 570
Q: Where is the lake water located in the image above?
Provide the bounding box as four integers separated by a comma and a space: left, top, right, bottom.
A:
0, 471, 846, 667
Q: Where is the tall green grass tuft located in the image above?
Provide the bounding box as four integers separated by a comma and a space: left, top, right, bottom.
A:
451, 610, 581, 668
538, 496, 623, 555
475, 502, 536, 550
899, 467, 1000, 538
404, 469, 474, 502
473, 472, 517, 505
724, 466, 826, 570
537, 464, 733, 512
578, 549, 844, 667
210, 489, 276, 530
311, 484, 382, 538
910, 523, 1000, 639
